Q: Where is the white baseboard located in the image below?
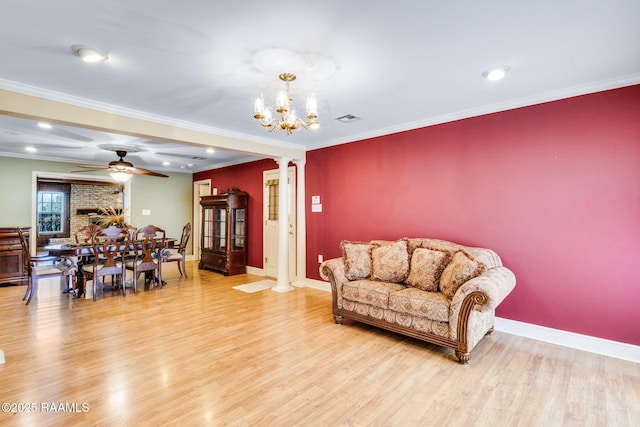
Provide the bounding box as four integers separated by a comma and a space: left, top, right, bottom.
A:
245, 266, 265, 276
201, 270, 640, 363
297, 280, 640, 363
495, 317, 640, 363
294, 278, 331, 292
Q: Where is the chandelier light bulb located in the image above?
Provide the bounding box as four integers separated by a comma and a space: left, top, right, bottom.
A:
254, 95, 265, 116
288, 110, 298, 125
306, 95, 318, 117
276, 90, 288, 111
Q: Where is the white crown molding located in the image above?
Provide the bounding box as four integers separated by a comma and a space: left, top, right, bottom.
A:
304, 73, 640, 152
191, 155, 268, 172
4, 74, 639, 159
0, 78, 302, 152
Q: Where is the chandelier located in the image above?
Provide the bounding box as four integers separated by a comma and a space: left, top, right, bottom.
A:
253, 73, 319, 135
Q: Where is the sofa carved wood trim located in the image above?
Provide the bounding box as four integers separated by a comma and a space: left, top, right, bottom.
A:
319, 238, 516, 364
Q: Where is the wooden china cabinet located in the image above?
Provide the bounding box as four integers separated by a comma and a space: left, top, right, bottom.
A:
199, 188, 248, 276
0, 227, 30, 286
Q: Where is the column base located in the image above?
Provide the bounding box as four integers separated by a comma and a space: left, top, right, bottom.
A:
271, 284, 295, 293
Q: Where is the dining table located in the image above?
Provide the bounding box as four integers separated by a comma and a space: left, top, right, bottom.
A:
44, 238, 176, 298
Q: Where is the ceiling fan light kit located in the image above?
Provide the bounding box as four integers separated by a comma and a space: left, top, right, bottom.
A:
253, 73, 320, 135
73, 149, 169, 181
110, 171, 132, 182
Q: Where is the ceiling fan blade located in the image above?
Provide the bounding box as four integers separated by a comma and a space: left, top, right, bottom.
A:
71, 151, 168, 178
128, 166, 169, 178
71, 164, 110, 173
70, 168, 108, 173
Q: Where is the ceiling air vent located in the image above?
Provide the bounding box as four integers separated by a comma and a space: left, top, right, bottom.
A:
334, 114, 361, 123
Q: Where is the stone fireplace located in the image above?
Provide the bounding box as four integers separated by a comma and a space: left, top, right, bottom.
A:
70, 183, 122, 239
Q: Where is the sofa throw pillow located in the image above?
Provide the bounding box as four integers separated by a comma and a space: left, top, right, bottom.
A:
371, 239, 410, 283
439, 251, 486, 298
341, 240, 372, 280
405, 248, 452, 291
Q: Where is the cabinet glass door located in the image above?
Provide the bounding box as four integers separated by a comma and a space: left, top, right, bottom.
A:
232, 208, 245, 251
203, 207, 214, 250
214, 206, 226, 252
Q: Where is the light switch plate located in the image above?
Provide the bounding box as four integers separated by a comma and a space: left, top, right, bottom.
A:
311, 204, 322, 212
142, 209, 151, 215
311, 195, 320, 204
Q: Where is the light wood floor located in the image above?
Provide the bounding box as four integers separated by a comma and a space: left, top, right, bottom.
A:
1, 262, 638, 426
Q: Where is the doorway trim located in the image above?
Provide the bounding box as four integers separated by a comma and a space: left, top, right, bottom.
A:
263, 166, 296, 281
31, 171, 131, 256
192, 179, 211, 262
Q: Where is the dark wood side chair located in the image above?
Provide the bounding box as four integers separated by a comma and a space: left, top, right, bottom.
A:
17, 228, 76, 305
162, 222, 191, 278
73, 224, 102, 297
83, 225, 129, 301
126, 225, 166, 290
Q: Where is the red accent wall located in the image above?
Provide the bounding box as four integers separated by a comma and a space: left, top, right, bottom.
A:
194, 158, 278, 269
194, 85, 640, 345
306, 85, 640, 345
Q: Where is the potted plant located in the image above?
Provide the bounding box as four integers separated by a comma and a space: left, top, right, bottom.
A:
96, 206, 129, 229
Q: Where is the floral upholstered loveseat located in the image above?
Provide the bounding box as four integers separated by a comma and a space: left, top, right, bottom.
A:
319, 238, 516, 364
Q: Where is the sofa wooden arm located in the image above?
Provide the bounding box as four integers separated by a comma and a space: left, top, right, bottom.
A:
320, 258, 349, 314
448, 267, 516, 363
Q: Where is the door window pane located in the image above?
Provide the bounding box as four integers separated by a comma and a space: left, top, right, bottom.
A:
38, 191, 64, 233
267, 179, 279, 221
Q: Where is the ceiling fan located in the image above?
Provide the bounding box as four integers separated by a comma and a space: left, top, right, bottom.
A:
73, 150, 169, 181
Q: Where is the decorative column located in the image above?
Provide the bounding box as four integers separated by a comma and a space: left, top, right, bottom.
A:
293, 158, 306, 285
272, 157, 294, 292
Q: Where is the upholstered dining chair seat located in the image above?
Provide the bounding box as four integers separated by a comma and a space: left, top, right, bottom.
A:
164, 251, 183, 262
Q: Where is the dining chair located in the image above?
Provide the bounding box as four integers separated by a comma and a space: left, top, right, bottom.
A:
162, 222, 191, 278
72, 224, 103, 297
18, 228, 76, 305
126, 225, 166, 290
83, 225, 129, 301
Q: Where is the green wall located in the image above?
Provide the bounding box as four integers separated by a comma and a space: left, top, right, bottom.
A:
0, 156, 193, 254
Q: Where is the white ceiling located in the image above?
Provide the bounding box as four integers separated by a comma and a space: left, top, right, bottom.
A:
1, 0, 639, 174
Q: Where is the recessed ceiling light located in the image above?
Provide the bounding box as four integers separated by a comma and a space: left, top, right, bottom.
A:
37, 122, 52, 129
482, 66, 510, 81
206, 148, 215, 154
71, 44, 108, 63
162, 161, 171, 166
25, 146, 37, 153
